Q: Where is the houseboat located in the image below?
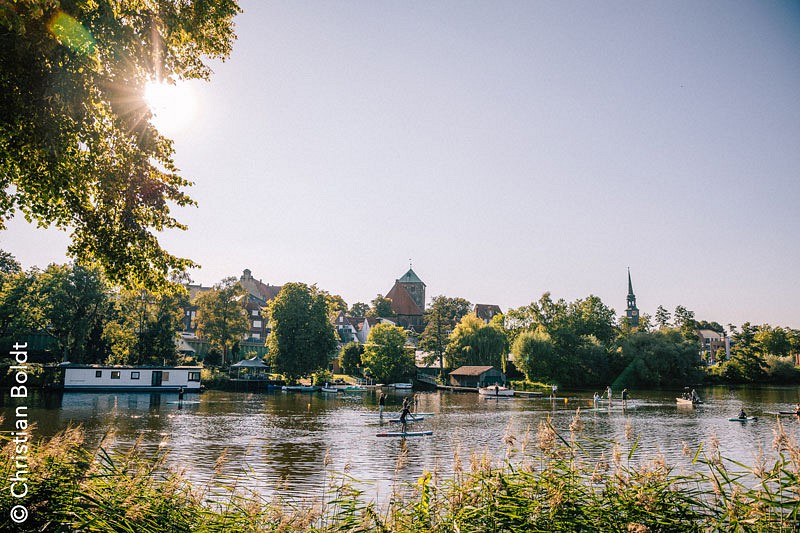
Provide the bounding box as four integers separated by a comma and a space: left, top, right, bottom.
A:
62, 364, 202, 392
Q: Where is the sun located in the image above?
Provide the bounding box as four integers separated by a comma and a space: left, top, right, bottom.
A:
144, 80, 196, 134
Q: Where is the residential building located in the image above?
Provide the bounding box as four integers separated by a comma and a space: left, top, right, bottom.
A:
475, 304, 502, 323
698, 329, 726, 364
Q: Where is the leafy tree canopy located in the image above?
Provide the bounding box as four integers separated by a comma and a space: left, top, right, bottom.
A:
361, 322, 414, 383
1, 1, 240, 290
445, 313, 508, 370
367, 294, 394, 318
194, 276, 249, 365
266, 282, 337, 382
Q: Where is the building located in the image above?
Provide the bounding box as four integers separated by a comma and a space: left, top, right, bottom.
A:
626, 268, 639, 328
475, 304, 502, 323
698, 329, 726, 364
449, 365, 506, 388
386, 267, 426, 329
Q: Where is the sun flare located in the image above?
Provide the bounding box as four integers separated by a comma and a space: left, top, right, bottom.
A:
144, 80, 196, 134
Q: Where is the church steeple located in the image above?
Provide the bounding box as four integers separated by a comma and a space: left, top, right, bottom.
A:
626, 268, 639, 327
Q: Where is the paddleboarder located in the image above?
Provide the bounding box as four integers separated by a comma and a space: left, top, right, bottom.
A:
379, 393, 386, 418
399, 403, 412, 433
738, 408, 747, 420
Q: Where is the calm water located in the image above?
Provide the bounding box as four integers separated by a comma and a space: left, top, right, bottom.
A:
5, 386, 800, 503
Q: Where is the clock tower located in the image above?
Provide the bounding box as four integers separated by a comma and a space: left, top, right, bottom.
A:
626, 268, 639, 327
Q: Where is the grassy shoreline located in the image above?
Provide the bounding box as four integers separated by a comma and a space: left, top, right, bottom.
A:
2, 412, 799, 532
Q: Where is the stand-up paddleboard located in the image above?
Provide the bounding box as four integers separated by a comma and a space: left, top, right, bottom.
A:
361, 412, 435, 417
376, 430, 433, 437
728, 416, 758, 422
166, 400, 201, 404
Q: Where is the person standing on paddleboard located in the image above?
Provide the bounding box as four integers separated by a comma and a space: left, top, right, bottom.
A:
379, 393, 386, 418
400, 403, 413, 433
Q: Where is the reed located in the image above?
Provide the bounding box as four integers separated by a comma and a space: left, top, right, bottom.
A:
2, 413, 799, 531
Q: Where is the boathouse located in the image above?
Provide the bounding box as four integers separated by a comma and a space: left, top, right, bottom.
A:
449, 366, 506, 388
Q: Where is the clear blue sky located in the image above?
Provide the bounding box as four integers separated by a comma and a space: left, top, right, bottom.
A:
4, 1, 799, 329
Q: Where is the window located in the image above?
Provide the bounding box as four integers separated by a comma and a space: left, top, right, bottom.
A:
252, 320, 262, 328
162, 372, 170, 381
95, 370, 102, 378
111, 371, 121, 379
252, 309, 260, 316
131, 372, 140, 380
251, 333, 261, 339
188, 372, 201, 382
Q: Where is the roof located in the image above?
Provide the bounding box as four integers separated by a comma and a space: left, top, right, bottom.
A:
397, 268, 425, 286
697, 329, 723, 339
449, 365, 497, 376
231, 357, 268, 368
386, 282, 423, 316
475, 304, 502, 321
239, 269, 282, 302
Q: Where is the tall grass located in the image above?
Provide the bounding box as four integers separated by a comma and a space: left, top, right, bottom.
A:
2, 411, 800, 531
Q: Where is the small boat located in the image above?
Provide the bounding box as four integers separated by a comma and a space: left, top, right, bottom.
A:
777, 411, 800, 416
320, 387, 339, 394
479, 385, 514, 397
390, 383, 413, 389
729, 416, 758, 422
342, 386, 367, 392
376, 430, 433, 437
360, 412, 435, 418
676, 397, 702, 405
281, 385, 318, 392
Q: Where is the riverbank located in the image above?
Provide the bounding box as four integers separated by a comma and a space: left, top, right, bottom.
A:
3, 413, 798, 531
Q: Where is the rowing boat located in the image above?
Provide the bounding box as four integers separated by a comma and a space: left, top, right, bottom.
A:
376, 430, 433, 437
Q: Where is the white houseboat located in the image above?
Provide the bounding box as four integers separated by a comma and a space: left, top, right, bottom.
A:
62, 364, 202, 392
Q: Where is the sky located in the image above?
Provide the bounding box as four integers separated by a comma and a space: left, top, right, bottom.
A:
3, 1, 800, 329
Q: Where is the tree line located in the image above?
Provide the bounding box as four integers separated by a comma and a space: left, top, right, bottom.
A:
3, 251, 799, 388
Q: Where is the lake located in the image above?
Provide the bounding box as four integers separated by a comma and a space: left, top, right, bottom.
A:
5, 385, 800, 504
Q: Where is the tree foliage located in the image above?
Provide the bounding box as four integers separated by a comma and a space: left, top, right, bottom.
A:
361, 323, 414, 383
266, 282, 337, 382
1, 1, 240, 289
339, 341, 364, 376
505, 293, 618, 387
445, 313, 508, 370
32, 262, 112, 362
617, 330, 703, 387
367, 294, 394, 318
194, 277, 249, 366
105, 285, 186, 365
349, 302, 369, 317
419, 295, 472, 368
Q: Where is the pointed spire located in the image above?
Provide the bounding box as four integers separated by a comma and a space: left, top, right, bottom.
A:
627, 267, 634, 296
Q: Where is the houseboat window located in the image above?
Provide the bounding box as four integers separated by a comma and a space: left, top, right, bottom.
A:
253, 320, 262, 328
111, 371, 121, 379
188, 372, 201, 382
162, 372, 169, 381
95, 370, 102, 378
131, 372, 140, 380
251, 309, 259, 316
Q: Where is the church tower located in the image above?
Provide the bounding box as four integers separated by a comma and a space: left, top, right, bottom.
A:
626, 268, 639, 327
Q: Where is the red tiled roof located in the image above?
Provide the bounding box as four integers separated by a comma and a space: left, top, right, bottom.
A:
386, 282, 423, 316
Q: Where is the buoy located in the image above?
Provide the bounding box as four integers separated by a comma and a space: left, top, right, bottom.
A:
307, 402, 311, 412
564, 397, 568, 405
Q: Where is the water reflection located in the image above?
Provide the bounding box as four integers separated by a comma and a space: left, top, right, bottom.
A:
5, 386, 800, 502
